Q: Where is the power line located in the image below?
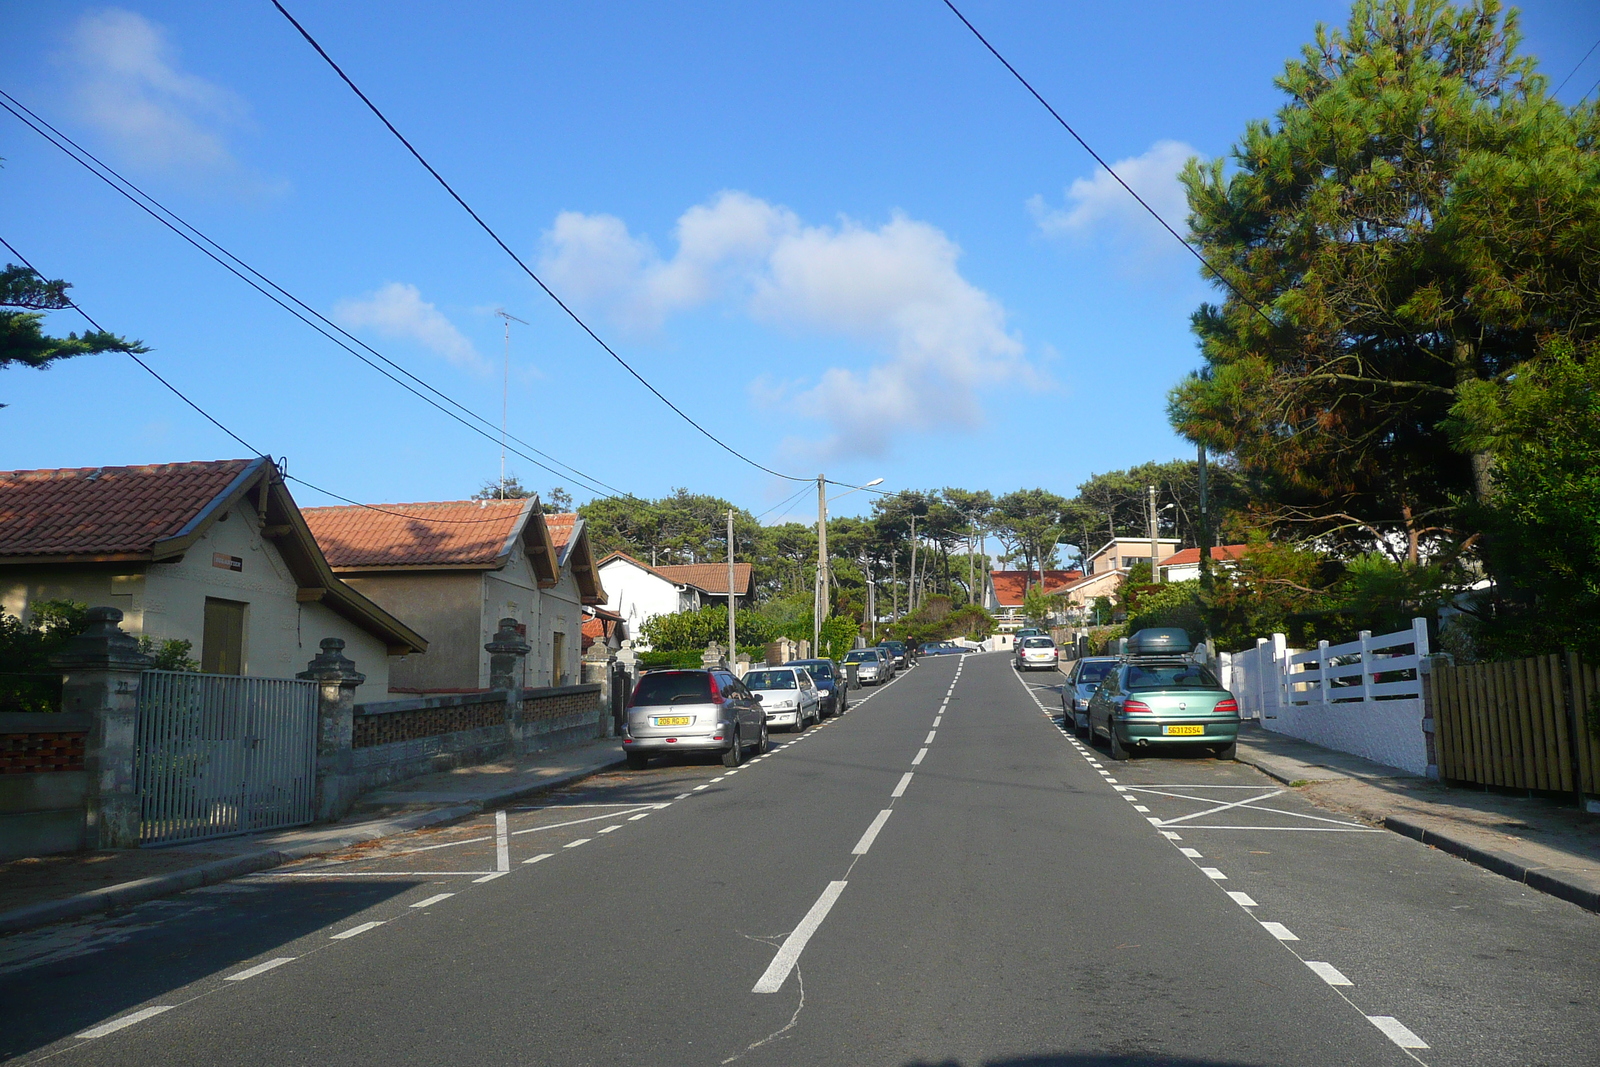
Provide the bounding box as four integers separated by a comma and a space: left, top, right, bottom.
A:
2, 235, 554, 526
755, 482, 816, 523
1552, 36, 1600, 97
0, 89, 624, 499
937, 0, 1281, 335
270, 0, 820, 486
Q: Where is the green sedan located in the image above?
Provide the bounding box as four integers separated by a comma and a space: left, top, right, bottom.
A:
1086, 659, 1241, 761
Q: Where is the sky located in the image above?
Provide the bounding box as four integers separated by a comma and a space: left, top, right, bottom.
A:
4, 1, 1598, 525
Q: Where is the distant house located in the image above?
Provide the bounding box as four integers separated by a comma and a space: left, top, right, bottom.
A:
1052, 537, 1183, 615
0, 458, 425, 690
1159, 543, 1253, 583
581, 606, 626, 653
594, 552, 755, 648
303, 501, 603, 693
982, 570, 1084, 625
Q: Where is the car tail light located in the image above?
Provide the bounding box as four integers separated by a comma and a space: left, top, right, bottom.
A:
708, 674, 726, 706
1214, 698, 1239, 715
1122, 699, 1153, 714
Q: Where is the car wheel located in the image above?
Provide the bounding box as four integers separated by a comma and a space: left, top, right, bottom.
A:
625, 751, 649, 771
756, 722, 770, 755
1109, 728, 1131, 762
792, 712, 806, 734
1214, 740, 1237, 761
721, 728, 744, 768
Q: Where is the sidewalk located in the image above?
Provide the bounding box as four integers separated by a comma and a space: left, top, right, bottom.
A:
1236, 724, 1600, 913
0, 738, 624, 935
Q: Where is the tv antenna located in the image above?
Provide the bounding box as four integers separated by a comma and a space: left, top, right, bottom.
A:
493, 308, 529, 497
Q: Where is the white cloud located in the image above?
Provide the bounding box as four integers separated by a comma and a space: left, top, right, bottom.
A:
1029, 140, 1199, 257
333, 283, 486, 373
64, 9, 256, 180
539, 192, 1040, 459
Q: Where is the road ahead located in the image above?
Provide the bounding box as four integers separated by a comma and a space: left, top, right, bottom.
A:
4, 651, 1597, 1066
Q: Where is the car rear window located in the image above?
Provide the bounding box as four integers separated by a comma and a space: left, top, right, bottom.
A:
1126, 664, 1221, 690
1076, 661, 1114, 684
632, 672, 713, 705
744, 670, 797, 690
799, 662, 833, 678
844, 651, 876, 663
1022, 637, 1054, 648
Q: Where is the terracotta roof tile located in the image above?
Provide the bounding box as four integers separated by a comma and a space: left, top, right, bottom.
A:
653, 562, 754, 596
988, 569, 1083, 606
303, 500, 528, 569
1160, 544, 1252, 567
544, 513, 576, 550
0, 459, 257, 558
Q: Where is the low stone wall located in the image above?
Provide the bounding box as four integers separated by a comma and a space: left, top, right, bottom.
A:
347, 684, 603, 795
0, 713, 92, 861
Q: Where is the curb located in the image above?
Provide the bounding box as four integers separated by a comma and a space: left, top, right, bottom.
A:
0, 757, 624, 937
1384, 815, 1600, 915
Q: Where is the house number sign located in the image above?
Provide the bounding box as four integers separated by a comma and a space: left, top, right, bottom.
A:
212, 553, 244, 572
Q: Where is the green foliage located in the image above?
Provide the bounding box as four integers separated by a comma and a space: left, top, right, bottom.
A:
819, 616, 859, 662
1087, 624, 1128, 655
639, 604, 776, 653
0, 600, 89, 712
1169, 0, 1600, 555
1, 264, 147, 374
1063, 459, 1247, 560
887, 596, 994, 645
139, 636, 199, 672
1125, 581, 1207, 638
1020, 585, 1054, 625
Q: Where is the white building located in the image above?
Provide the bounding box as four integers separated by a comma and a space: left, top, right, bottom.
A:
595, 552, 754, 649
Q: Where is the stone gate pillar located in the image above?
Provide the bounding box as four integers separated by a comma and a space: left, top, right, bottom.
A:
298, 638, 365, 821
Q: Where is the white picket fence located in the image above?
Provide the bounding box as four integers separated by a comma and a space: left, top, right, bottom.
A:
1219, 618, 1432, 775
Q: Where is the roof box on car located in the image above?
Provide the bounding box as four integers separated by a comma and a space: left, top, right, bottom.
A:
1125, 628, 1194, 656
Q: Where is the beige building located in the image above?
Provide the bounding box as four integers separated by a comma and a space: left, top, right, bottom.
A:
0, 458, 425, 691
304, 500, 604, 694
1053, 536, 1182, 614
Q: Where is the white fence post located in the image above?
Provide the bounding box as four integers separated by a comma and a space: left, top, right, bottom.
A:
1314, 639, 1331, 706
1359, 630, 1373, 703
1411, 616, 1430, 658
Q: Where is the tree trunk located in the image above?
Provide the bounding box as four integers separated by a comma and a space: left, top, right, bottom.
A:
1454, 337, 1495, 502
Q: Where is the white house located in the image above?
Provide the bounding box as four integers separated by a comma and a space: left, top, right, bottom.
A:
595, 552, 754, 648
0, 458, 426, 690
1159, 543, 1253, 583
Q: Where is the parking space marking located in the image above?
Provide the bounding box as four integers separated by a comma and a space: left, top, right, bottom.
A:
1367, 1016, 1429, 1049
224, 957, 295, 981
1180, 848, 1203, 858
331, 921, 385, 940
1227, 891, 1258, 907
472, 871, 508, 883
1261, 921, 1299, 941
629, 812, 651, 820
510, 806, 660, 836
1200, 867, 1227, 880
410, 893, 455, 908
1307, 961, 1353, 986
75, 1006, 173, 1038
496, 810, 510, 872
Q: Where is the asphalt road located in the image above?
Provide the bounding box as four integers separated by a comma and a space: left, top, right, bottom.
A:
3, 650, 1596, 1067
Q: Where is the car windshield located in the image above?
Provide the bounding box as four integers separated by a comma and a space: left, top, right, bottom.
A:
1125, 664, 1221, 691
794, 661, 833, 678
1076, 661, 1114, 684
632, 672, 712, 705
744, 670, 796, 690
844, 651, 876, 663
1022, 637, 1053, 648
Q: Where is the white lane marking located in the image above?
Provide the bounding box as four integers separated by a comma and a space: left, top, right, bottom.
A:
1200, 867, 1227, 880
1146, 790, 1288, 826
522, 852, 554, 865
1113, 786, 1127, 792
1260, 921, 1299, 941
76, 1006, 173, 1038
1227, 891, 1258, 907
410, 893, 456, 909
924, 731, 937, 744
932, 716, 942, 727
268, 870, 494, 877
694, 784, 710, 790
495, 810, 510, 872
1133, 805, 1151, 813
1306, 961, 1352, 986
564, 838, 591, 848
852, 810, 895, 855
598, 825, 622, 834
711, 776, 725, 782
398, 834, 493, 854
1179, 848, 1203, 858
891, 772, 914, 797
1104, 778, 1118, 784
912, 747, 928, 765
1367, 1016, 1429, 1049
1146, 817, 1164, 825
1129, 786, 1370, 828
510, 806, 657, 836
674, 793, 691, 800
752, 881, 849, 994
1160, 831, 1182, 840
1164, 825, 1385, 832
224, 957, 295, 981
331, 921, 385, 939
472, 871, 508, 883
629, 812, 651, 820
726, 769, 741, 775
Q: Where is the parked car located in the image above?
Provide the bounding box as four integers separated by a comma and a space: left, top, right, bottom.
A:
1061, 656, 1118, 737
744, 666, 822, 732
877, 640, 910, 668
875, 646, 897, 680
920, 640, 967, 658
1086, 629, 1241, 761
1012, 627, 1044, 647
784, 658, 848, 716
843, 647, 887, 685
622, 668, 768, 770
1014, 635, 1060, 672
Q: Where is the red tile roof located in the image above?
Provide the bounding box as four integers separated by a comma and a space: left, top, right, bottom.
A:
545, 513, 577, 550
0, 459, 259, 559
1159, 544, 1252, 567
303, 500, 529, 569
653, 562, 755, 597
988, 569, 1084, 606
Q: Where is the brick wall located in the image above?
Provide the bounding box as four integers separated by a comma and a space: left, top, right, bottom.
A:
0, 731, 87, 773
353, 700, 505, 748
518, 688, 600, 724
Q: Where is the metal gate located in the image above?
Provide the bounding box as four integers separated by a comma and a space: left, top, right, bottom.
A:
135, 670, 318, 846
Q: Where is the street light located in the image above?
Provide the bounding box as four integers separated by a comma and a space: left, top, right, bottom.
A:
816, 477, 885, 653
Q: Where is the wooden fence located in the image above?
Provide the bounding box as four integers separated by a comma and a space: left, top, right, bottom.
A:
1433, 653, 1600, 796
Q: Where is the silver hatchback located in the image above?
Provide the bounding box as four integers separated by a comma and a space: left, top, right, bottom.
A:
622, 669, 768, 770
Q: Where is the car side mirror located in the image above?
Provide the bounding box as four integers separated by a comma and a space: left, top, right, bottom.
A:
751, 693, 763, 702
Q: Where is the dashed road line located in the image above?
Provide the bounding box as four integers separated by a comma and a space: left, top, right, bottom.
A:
523, 852, 554, 865
331, 921, 384, 940
564, 838, 591, 848
851, 810, 894, 855
752, 881, 848, 994
1227, 891, 1258, 907
75, 1006, 173, 1039
1307, 961, 1353, 986
912, 747, 928, 765
1260, 921, 1299, 941
1367, 1016, 1429, 1049
223, 957, 295, 981
891, 772, 914, 798
410, 893, 455, 909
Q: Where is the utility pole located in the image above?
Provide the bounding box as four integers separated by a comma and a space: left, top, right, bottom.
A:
866, 560, 877, 642
908, 515, 919, 614
1197, 443, 1213, 590
1148, 484, 1162, 584
814, 474, 828, 654
891, 552, 899, 620
727, 509, 737, 665
493, 309, 529, 498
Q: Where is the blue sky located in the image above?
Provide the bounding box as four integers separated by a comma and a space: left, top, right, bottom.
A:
4, 1, 1597, 523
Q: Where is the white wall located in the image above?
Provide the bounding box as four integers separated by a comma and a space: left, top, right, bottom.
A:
596, 560, 684, 650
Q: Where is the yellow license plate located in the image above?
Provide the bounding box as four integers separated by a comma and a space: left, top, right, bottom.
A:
654, 716, 691, 727
1163, 724, 1204, 736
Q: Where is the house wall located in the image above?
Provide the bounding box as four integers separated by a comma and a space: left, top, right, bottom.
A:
340, 572, 483, 692
537, 567, 583, 687
595, 560, 684, 649
1, 497, 392, 691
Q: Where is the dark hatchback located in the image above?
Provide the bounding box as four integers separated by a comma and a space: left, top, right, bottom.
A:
787, 658, 849, 716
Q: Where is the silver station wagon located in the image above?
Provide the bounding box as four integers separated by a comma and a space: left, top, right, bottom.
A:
622, 669, 768, 770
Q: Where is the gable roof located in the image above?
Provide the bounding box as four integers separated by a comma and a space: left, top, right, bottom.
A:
595, 551, 753, 598
303, 498, 559, 585
988, 569, 1083, 606
1086, 537, 1182, 564
0, 458, 426, 654
545, 514, 604, 605
1160, 543, 1252, 568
